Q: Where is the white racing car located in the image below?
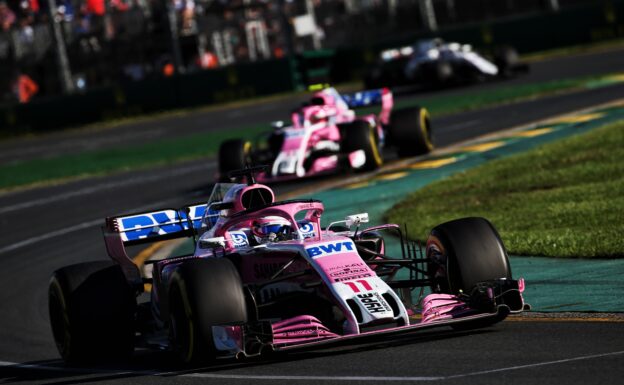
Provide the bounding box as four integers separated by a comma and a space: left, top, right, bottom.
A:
365, 38, 529, 88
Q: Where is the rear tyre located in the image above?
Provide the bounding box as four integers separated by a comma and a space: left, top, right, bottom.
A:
493, 46, 519, 78
426, 217, 511, 295
340, 120, 383, 172
218, 139, 251, 181
48, 261, 136, 364
168, 258, 247, 364
388, 106, 433, 157
435, 61, 454, 84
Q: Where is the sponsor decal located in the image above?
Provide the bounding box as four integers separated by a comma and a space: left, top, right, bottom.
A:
334, 273, 372, 282
230, 231, 249, 248
118, 205, 206, 241
356, 293, 392, 314
284, 129, 305, 138
329, 262, 365, 271
306, 240, 355, 258
343, 279, 373, 293
299, 223, 316, 239
329, 262, 370, 280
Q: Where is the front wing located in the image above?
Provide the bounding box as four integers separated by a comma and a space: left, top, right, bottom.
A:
273, 303, 517, 353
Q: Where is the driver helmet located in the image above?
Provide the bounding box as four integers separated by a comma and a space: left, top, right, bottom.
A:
252, 216, 293, 243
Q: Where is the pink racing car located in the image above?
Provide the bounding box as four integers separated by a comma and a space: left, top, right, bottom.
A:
218, 87, 433, 182
48, 167, 526, 364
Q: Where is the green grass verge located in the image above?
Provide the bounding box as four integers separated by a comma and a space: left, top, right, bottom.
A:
386, 121, 624, 258
2, 71, 624, 192
0, 124, 267, 190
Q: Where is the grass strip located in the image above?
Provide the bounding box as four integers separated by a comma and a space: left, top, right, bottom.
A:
1, 72, 623, 192
386, 121, 624, 258
0, 124, 267, 190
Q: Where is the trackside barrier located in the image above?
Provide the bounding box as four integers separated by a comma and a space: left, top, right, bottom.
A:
2, 1, 624, 132
0, 58, 298, 132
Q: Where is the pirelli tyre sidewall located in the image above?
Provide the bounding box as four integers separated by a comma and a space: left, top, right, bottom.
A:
48, 261, 136, 364
168, 258, 247, 363
340, 120, 383, 172
388, 106, 433, 157
426, 217, 512, 295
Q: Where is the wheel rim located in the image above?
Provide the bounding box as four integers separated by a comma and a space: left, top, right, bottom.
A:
368, 127, 383, 166
419, 109, 434, 151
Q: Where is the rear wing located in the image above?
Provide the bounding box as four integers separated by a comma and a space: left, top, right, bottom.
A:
105, 203, 207, 245
103, 203, 208, 293
341, 88, 392, 109
341, 88, 393, 126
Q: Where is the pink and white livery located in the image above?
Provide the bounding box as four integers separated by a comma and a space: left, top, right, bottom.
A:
218, 87, 433, 182
48, 167, 527, 364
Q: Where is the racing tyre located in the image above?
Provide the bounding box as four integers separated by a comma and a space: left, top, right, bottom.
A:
388, 106, 433, 157
340, 120, 383, 172
493, 46, 520, 78
218, 139, 251, 181
48, 261, 137, 364
426, 217, 511, 295
168, 258, 247, 363
435, 61, 454, 83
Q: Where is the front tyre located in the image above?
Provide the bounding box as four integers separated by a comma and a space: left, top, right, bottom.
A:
493, 46, 520, 78
48, 261, 137, 364
388, 106, 433, 157
168, 258, 247, 363
426, 217, 511, 295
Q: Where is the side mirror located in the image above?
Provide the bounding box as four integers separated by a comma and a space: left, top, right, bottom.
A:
271, 120, 285, 129
211, 201, 234, 211
345, 213, 369, 227
199, 235, 226, 249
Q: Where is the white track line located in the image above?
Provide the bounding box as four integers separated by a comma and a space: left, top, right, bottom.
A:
444, 349, 624, 380
0, 197, 190, 256
2, 350, 623, 382
181, 373, 442, 381
0, 360, 150, 375
0, 219, 102, 255
0, 161, 214, 215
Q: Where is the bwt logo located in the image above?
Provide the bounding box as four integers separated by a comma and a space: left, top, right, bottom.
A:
299, 223, 315, 238
230, 231, 249, 247
306, 240, 354, 258
119, 205, 206, 241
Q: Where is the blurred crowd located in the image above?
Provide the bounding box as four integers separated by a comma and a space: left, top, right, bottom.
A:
0, 0, 598, 104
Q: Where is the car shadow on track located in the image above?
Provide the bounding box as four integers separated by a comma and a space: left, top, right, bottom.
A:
0, 327, 495, 384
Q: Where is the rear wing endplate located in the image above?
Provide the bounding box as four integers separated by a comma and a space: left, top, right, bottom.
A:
102, 203, 207, 292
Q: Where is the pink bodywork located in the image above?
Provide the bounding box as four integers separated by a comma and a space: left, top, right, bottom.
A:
257, 88, 394, 182
105, 181, 526, 356
189, 183, 525, 350
272, 316, 339, 345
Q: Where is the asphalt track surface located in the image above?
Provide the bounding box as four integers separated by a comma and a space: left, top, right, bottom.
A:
2, 48, 624, 384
